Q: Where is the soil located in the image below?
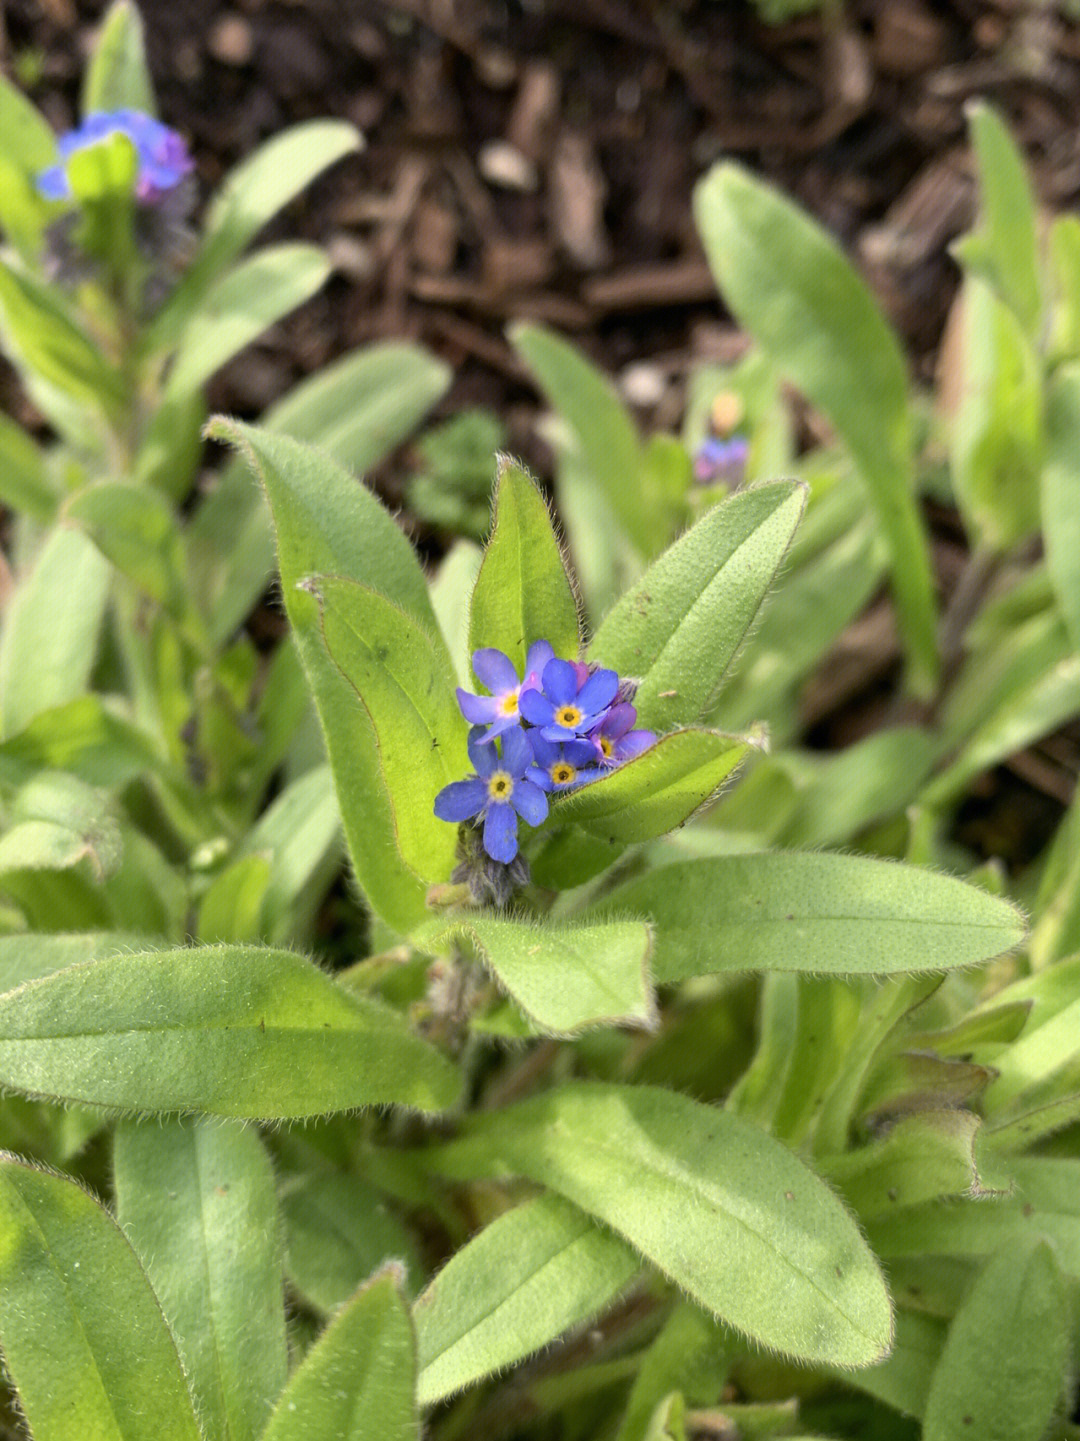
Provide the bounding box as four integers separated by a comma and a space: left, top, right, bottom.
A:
4, 0, 1080, 857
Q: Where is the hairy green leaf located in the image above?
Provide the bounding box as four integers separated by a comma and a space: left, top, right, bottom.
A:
0, 945, 460, 1117
593, 853, 1026, 982
468, 455, 580, 671
590, 481, 805, 729
0, 1156, 202, 1440
115, 1117, 287, 1441
424, 1082, 892, 1367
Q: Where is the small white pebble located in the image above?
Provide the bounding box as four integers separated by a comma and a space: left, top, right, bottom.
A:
478, 141, 538, 193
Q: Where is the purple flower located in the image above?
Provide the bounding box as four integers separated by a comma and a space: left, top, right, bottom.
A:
526, 733, 599, 792
37, 110, 194, 204
456, 640, 553, 744
433, 725, 548, 863
588, 703, 656, 768
693, 435, 749, 487
519, 658, 618, 743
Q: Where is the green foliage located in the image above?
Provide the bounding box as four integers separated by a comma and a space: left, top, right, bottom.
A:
1, 26, 1078, 1441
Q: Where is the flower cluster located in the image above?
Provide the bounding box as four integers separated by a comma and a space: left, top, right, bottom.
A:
434, 642, 656, 866
37, 110, 194, 205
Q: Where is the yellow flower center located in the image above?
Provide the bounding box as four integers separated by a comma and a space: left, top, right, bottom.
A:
550, 762, 576, 786
487, 771, 514, 801
555, 705, 582, 729
599, 736, 614, 759
498, 689, 520, 716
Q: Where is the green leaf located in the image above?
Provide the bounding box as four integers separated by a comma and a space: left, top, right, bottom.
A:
0, 74, 57, 173
0, 772, 121, 882
414, 1193, 641, 1405
615, 1302, 734, 1441
65, 480, 194, 626
822, 1112, 982, 1219
923, 1239, 1067, 1441
1050, 214, 1080, 362
423, 1082, 892, 1368
82, 0, 156, 114
190, 343, 449, 647
956, 101, 1042, 335
1042, 364, 1080, 652
422, 915, 656, 1035
283, 1171, 422, 1316
0, 1156, 202, 1441
207, 419, 437, 933
778, 728, 934, 849
592, 853, 1026, 983
0, 528, 111, 738
0, 260, 124, 415
261, 1267, 417, 1441
196, 854, 272, 943
64, 130, 138, 275
557, 730, 750, 842
0, 931, 157, 993
307, 575, 468, 886
834, 1309, 944, 1421
590, 481, 805, 730
148, 121, 361, 352
510, 322, 662, 557
0, 411, 53, 521
167, 244, 332, 398
694, 162, 937, 694
948, 277, 1042, 549
238, 764, 341, 945
865, 1157, 1080, 1278
468, 455, 581, 671
115, 1117, 286, 1441
0, 944, 460, 1117
431, 540, 483, 686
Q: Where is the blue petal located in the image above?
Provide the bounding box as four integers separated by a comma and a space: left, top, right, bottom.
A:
578, 667, 618, 713
483, 802, 518, 862
501, 724, 532, 776
527, 764, 554, 792
526, 730, 557, 766
510, 779, 549, 826
457, 688, 498, 725
541, 723, 580, 743
472, 648, 519, 695
35, 165, 69, 200
542, 658, 578, 706
434, 777, 487, 822
524, 639, 554, 681
479, 712, 521, 744
563, 738, 598, 766
519, 689, 555, 727
468, 727, 497, 776
569, 766, 602, 787
614, 730, 656, 763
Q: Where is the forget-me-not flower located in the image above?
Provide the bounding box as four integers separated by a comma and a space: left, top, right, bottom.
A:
433, 725, 548, 863
588, 703, 657, 768
526, 733, 599, 792
456, 640, 553, 744
37, 111, 194, 204
519, 658, 618, 742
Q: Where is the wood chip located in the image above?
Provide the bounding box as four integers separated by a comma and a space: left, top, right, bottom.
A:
549, 127, 611, 270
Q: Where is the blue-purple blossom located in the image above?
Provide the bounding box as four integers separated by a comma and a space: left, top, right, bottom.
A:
693, 435, 749, 487
433, 725, 548, 863
519, 658, 618, 742
456, 641, 553, 744
526, 733, 599, 792
588, 703, 656, 768
37, 111, 194, 204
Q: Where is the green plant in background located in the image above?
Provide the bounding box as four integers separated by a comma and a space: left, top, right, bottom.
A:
0, 9, 1076, 1440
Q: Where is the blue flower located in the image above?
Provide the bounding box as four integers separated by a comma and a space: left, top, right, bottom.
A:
519, 658, 618, 742
433, 725, 548, 863
455, 640, 553, 744
588, 703, 656, 768
693, 435, 749, 487
37, 110, 194, 204
526, 733, 599, 792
